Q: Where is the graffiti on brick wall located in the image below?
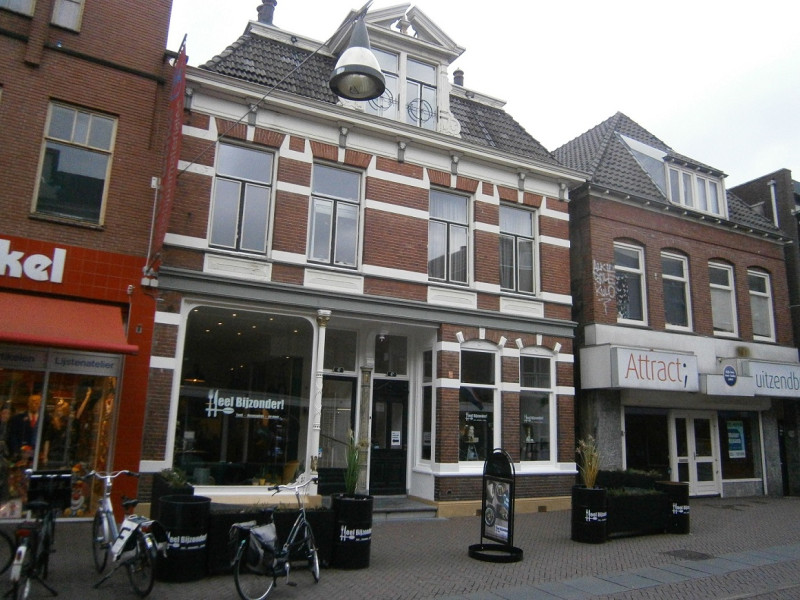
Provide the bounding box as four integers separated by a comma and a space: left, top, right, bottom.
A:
593, 260, 616, 314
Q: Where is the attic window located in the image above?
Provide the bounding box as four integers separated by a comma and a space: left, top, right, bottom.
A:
667, 165, 725, 218
365, 48, 437, 131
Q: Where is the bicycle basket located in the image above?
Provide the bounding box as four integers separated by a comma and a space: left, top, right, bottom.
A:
26, 470, 73, 510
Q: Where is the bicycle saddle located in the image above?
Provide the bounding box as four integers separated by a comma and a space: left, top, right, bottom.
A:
121, 495, 139, 509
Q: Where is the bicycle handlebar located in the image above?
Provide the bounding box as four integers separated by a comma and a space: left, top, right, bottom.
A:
84, 469, 140, 481
268, 476, 318, 494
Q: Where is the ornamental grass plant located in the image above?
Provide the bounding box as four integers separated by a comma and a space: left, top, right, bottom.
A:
576, 435, 601, 488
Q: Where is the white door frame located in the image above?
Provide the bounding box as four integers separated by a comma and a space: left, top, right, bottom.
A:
669, 410, 722, 496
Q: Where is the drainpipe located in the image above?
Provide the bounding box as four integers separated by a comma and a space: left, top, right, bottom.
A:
309, 309, 331, 479
768, 179, 779, 228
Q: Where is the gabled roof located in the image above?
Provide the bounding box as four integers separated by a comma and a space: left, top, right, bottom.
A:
198, 6, 561, 169
554, 112, 780, 235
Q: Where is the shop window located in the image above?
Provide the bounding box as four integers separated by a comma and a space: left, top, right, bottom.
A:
459, 349, 495, 462
661, 252, 691, 330
374, 335, 407, 376
519, 355, 552, 462
709, 262, 738, 336
34, 103, 117, 224
51, 0, 83, 30
748, 270, 775, 341
624, 408, 669, 476
500, 205, 537, 294
308, 164, 361, 267
718, 412, 759, 479
176, 308, 313, 485
0, 0, 34, 16
420, 350, 433, 461
209, 142, 273, 254
614, 242, 646, 324
428, 189, 469, 284
318, 376, 356, 470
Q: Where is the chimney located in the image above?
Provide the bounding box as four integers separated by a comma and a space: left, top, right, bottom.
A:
453, 68, 464, 87
258, 0, 277, 25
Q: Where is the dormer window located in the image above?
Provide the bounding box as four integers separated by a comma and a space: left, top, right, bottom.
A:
668, 165, 724, 217
365, 48, 437, 130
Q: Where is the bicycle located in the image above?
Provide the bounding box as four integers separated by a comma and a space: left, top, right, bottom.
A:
0, 528, 14, 577
229, 476, 320, 600
9, 470, 72, 600
86, 470, 168, 598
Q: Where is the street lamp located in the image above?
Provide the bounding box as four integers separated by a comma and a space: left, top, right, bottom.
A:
329, 8, 386, 101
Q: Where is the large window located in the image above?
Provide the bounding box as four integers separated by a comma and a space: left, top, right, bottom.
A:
0, 0, 34, 15
421, 350, 433, 461
51, 0, 83, 30
176, 307, 313, 485
709, 262, 737, 336
614, 242, 646, 324
500, 205, 536, 293
209, 142, 273, 253
428, 190, 468, 283
668, 166, 724, 217
459, 349, 495, 462
35, 103, 116, 224
718, 412, 759, 479
519, 356, 552, 462
308, 164, 360, 267
748, 270, 775, 341
662, 252, 691, 330
366, 49, 437, 131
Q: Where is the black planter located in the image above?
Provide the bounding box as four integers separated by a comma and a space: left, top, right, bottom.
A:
273, 507, 336, 567
655, 481, 690, 534
571, 485, 607, 544
331, 494, 373, 568
606, 492, 669, 538
150, 473, 193, 522
156, 494, 211, 582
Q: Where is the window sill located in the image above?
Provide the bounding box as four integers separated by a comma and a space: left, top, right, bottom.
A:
29, 212, 104, 230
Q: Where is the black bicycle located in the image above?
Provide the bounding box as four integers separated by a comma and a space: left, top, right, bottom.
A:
229, 476, 320, 600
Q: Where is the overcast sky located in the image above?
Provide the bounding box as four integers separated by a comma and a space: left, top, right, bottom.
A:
168, 0, 799, 187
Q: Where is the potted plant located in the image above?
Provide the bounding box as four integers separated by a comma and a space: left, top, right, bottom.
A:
150, 467, 193, 522
571, 436, 607, 544
330, 429, 373, 569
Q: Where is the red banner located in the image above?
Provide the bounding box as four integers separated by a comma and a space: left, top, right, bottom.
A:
148, 38, 187, 272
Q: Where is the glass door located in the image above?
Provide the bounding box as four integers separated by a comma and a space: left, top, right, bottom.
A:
369, 380, 408, 495
670, 411, 721, 496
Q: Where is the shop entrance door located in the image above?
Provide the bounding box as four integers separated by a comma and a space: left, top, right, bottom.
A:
670, 411, 721, 496
369, 380, 408, 495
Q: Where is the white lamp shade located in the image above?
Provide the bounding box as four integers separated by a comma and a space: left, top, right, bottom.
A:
329, 16, 386, 101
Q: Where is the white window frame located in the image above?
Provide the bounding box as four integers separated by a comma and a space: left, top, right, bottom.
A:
748, 269, 775, 342
667, 165, 726, 218
208, 142, 274, 254
500, 205, 538, 294
519, 351, 556, 465
661, 252, 692, 331
51, 0, 84, 31
614, 242, 647, 325
0, 0, 34, 16
419, 349, 434, 464
428, 189, 470, 284
458, 343, 499, 465
307, 163, 361, 268
709, 262, 738, 337
365, 48, 438, 131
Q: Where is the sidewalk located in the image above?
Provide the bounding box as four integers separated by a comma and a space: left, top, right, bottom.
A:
23, 495, 800, 599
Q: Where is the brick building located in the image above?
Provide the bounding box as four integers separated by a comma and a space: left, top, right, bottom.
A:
555, 113, 798, 497
141, 2, 583, 515
732, 169, 800, 495
0, 0, 173, 511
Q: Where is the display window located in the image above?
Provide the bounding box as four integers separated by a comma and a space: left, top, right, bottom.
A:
0, 345, 120, 518
175, 307, 313, 486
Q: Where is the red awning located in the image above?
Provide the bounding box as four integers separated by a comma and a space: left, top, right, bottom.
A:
0, 292, 138, 355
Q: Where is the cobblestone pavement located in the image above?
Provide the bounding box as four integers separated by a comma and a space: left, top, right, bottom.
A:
9, 495, 800, 600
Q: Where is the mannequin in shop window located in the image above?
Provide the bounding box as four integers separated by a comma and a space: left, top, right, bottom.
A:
0, 404, 10, 502
41, 399, 70, 468
8, 393, 41, 464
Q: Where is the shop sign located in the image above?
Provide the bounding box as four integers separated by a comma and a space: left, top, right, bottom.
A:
0, 344, 48, 370
204, 388, 287, 419
0, 238, 66, 283
749, 362, 800, 398
612, 347, 698, 391
727, 421, 746, 459
48, 350, 121, 376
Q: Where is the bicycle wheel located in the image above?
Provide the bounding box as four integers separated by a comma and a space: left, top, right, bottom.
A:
305, 525, 320, 583
39, 513, 54, 580
234, 549, 274, 600
126, 530, 155, 598
92, 512, 108, 572
0, 529, 15, 575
